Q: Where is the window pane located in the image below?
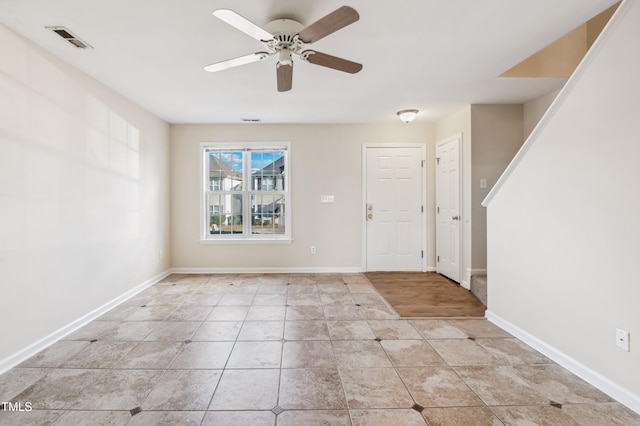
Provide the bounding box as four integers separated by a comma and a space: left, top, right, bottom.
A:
251, 150, 285, 191
207, 193, 243, 235
250, 193, 285, 235
227, 214, 244, 234
207, 194, 224, 235
208, 150, 243, 191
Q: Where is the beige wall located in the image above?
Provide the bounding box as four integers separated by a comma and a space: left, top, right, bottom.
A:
485, 0, 640, 409
523, 89, 561, 138
170, 123, 435, 271
433, 105, 524, 287
0, 25, 171, 367
470, 105, 524, 271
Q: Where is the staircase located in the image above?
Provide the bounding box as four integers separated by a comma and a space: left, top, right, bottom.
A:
470, 274, 487, 307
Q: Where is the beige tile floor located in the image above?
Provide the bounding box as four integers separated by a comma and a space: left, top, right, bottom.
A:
1, 273, 639, 425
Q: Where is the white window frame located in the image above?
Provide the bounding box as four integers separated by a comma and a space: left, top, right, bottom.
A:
200, 142, 291, 243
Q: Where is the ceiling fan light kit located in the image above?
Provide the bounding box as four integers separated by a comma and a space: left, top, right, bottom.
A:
397, 109, 419, 123
205, 6, 363, 92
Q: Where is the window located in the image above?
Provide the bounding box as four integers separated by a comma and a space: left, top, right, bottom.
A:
209, 178, 222, 191
202, 143, 290, 241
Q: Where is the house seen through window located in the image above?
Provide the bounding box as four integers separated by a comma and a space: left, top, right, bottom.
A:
202, 143, 290, 241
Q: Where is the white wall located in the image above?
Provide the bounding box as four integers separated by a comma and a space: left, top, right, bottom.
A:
484, 0, 640, 411
170, 123, 435, 271
0, 25, 171, 367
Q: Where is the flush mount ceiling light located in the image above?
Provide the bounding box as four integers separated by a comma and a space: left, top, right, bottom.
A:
397, 109, 419, 123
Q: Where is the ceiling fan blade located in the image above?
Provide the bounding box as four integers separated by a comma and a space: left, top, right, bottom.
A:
213, 9, 274, 42
297, 6, 359, 44
277, 62, 293, 92
204, 52, 269, 73
303, 51, 362, 74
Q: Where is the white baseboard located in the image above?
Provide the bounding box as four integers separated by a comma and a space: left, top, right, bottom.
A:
0, 269, 172, 375
486, 311, 640, 415
170, 266, 364, 274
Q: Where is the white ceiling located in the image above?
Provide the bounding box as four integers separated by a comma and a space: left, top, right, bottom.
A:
0, 0, 618, 124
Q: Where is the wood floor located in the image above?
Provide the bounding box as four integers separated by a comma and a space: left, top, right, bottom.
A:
364, 271, 486, 318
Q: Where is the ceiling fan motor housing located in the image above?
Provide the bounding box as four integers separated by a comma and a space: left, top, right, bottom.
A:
264, 19, 307, 57
265, 18, 304, 38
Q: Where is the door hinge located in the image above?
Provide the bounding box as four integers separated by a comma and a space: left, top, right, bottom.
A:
437, 206, 440, 214
421, 205, 424, 213
421, 160, 425, 167
437, 255, 440, 262
436, 157, 440, 165
421, 250, 424, 258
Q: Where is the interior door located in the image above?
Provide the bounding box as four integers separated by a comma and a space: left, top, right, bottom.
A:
436, 135, 461, 282
365, 146, 423, 271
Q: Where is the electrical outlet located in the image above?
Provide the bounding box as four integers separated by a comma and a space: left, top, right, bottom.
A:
616, 328, 630, 352
159, 249, 164, 260
310, 246, 317, 255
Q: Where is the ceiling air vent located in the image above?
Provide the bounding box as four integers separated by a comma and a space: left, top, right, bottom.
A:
46, 26, 93, 49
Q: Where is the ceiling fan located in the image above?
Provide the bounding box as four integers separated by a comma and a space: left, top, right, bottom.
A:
204, 6, 363, 92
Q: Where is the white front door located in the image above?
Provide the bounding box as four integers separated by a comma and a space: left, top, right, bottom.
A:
365, 146, 424, 271
436, 135, 461, 282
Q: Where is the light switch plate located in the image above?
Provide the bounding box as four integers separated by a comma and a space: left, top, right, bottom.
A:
320, 195, 334, 203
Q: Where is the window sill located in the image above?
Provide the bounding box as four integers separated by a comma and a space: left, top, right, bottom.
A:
199, 238, 292, 245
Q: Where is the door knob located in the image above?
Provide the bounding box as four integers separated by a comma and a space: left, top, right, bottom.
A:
452, 216, 459, 220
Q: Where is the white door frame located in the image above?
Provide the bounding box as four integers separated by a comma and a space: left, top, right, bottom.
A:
362, 143, 427, 272
435, 134, 462, 283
